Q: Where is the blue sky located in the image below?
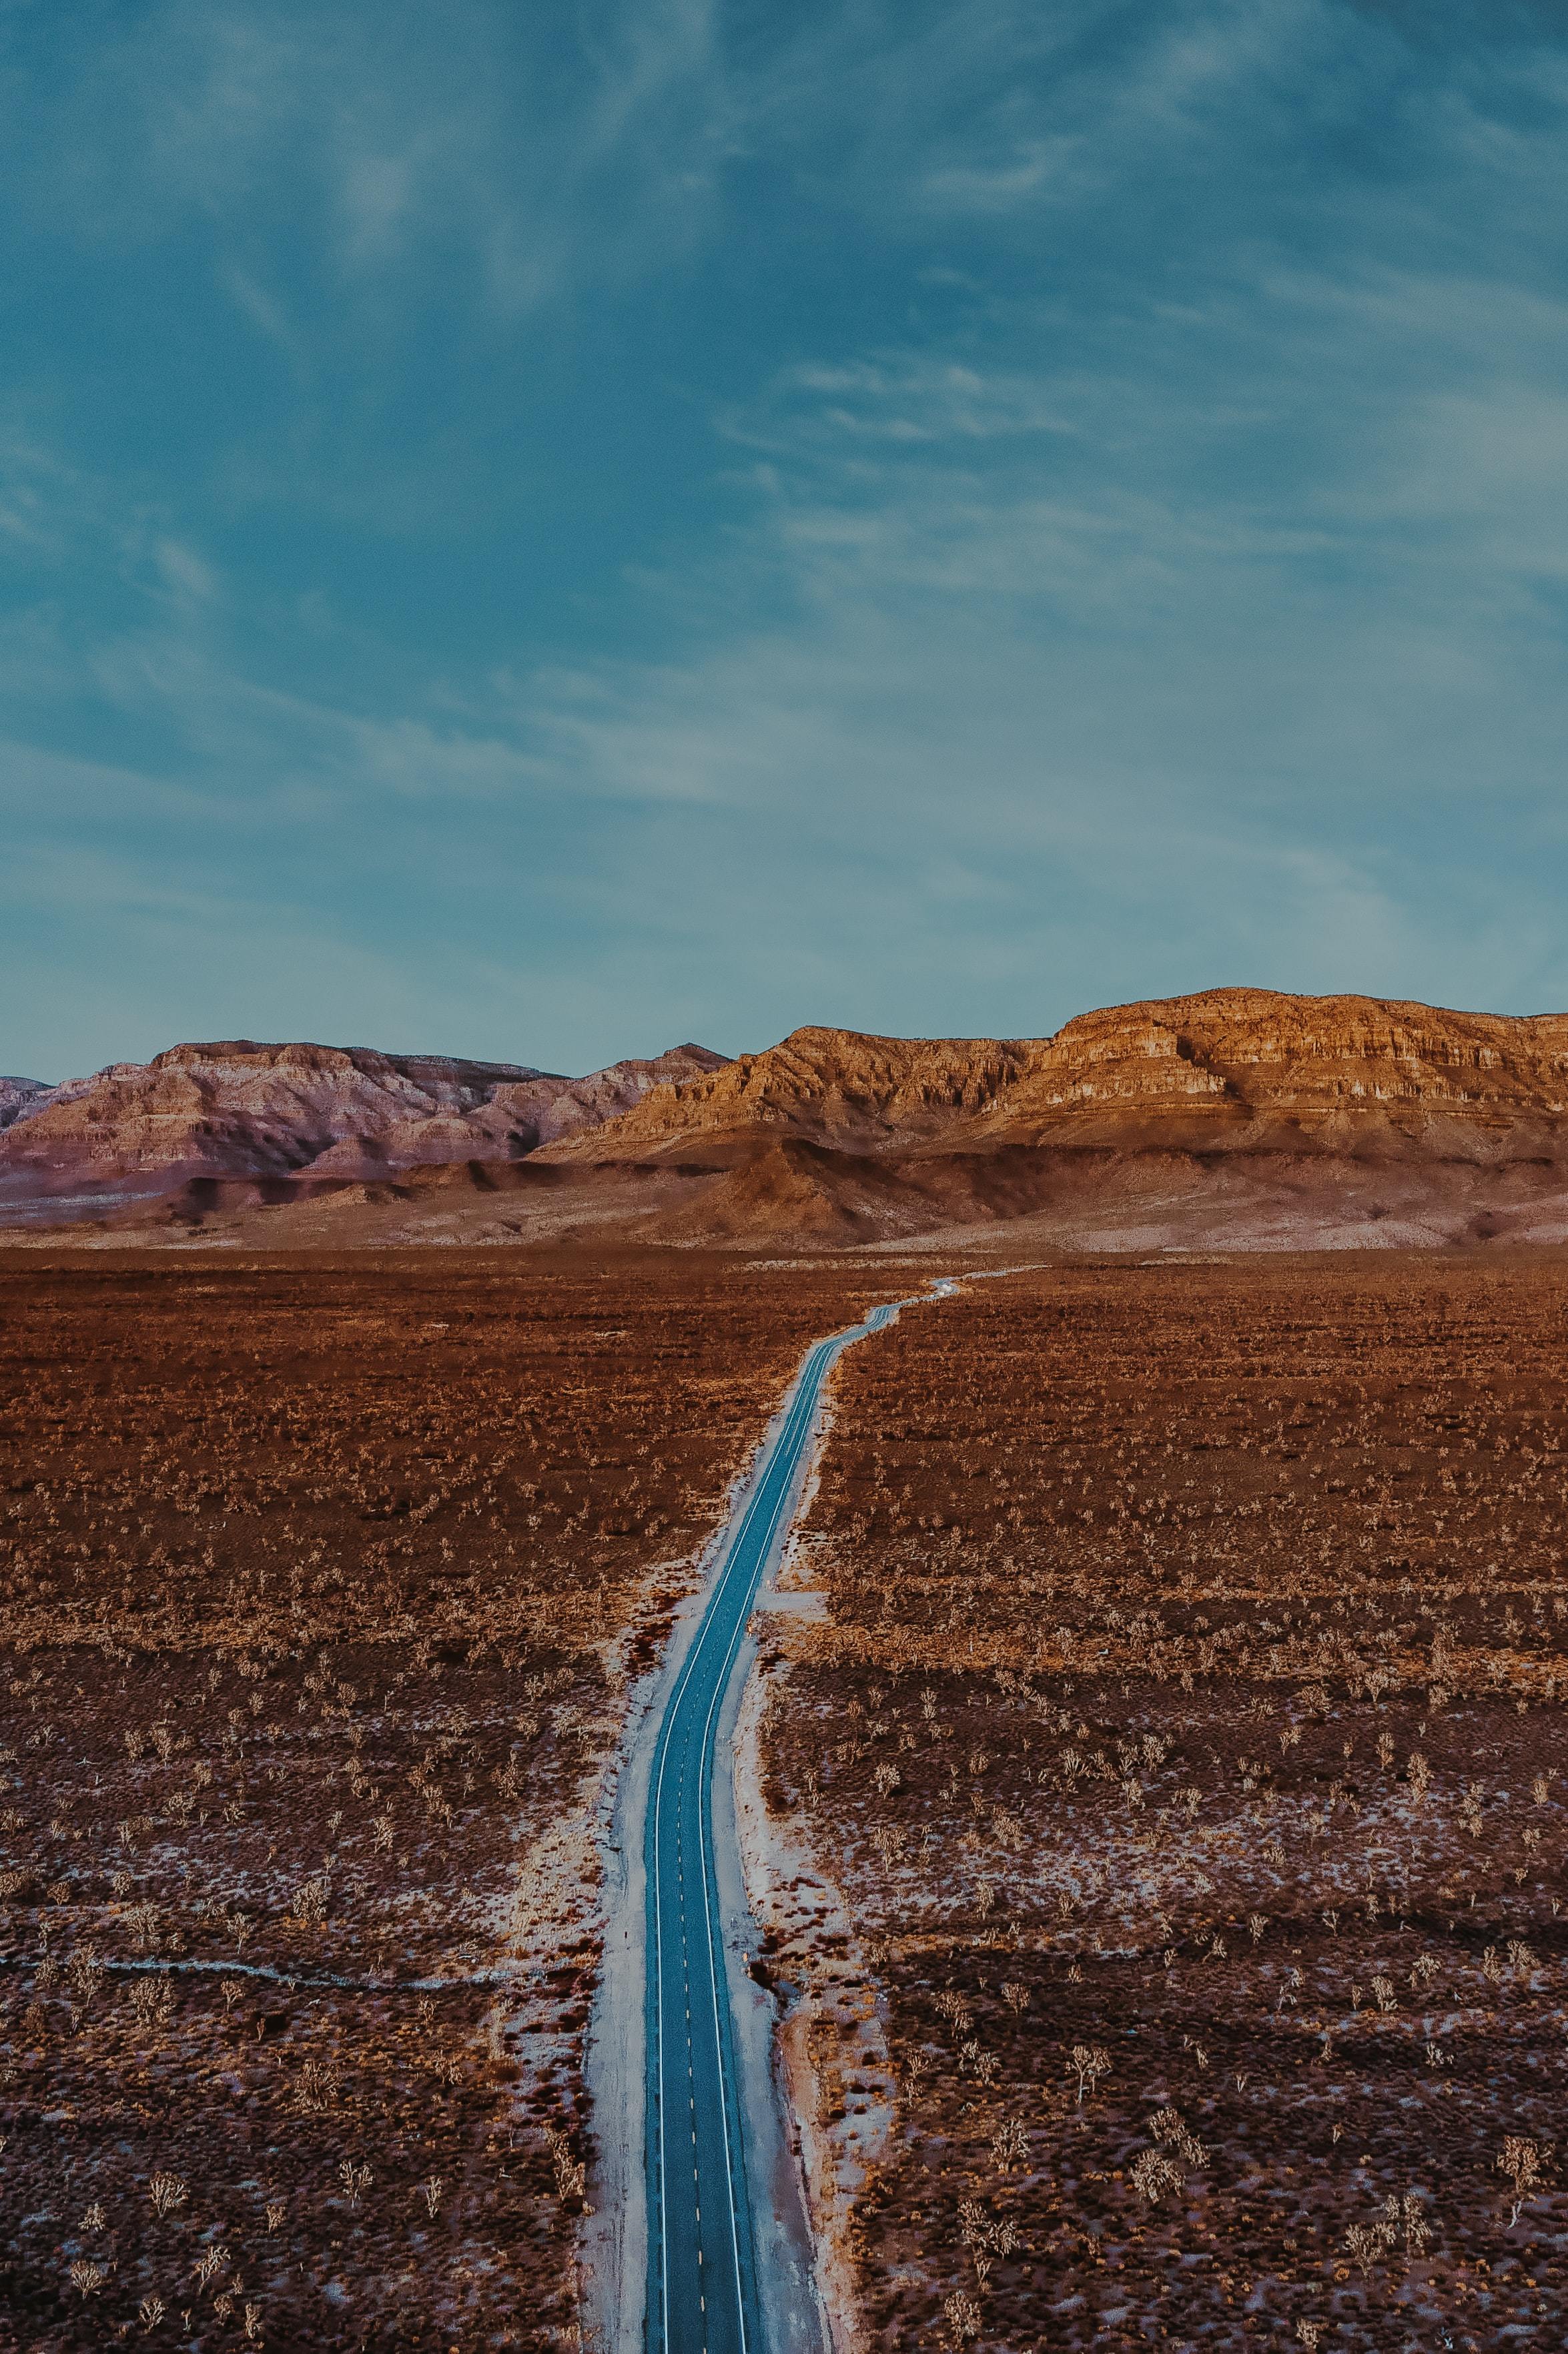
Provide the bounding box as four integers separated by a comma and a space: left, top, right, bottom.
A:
5, 0, 1568, 1080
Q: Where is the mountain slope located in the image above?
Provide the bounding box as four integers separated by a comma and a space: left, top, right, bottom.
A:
306, 1044, 730, 1174
545, 991, 1568, 1169
2, 1041, 550, 1178
0, 1038, 731, 1188
0, 1078, 51, 1132
13, 992, 1568, 1251
536, 1026, 1030, 1161
981, 989, 1568, 1150
524, 990, 1568, 1252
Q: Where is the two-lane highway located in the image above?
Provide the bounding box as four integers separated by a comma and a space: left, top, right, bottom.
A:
644, 1302, 901, 2354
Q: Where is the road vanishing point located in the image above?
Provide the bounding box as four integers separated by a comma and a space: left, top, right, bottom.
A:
644, 1300, 903, 2354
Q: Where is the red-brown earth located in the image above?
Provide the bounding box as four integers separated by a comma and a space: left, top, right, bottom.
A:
0, 1040, 729, 1226
7, 1233, 1568, 2353
16, 990, 1568, 1251
0, 1250, 875, 2349
753, 1254, 1568, 2353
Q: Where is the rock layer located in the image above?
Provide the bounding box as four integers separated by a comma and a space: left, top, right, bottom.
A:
988, 989, 1568, 1148
525, 990, 1568, 1250
13, 992, 1568, 1249
541, 991, 1568, 1166
537, 1026, 1026, 1160
307, 1045, 730, 1174
0, 1038, 730, 1186
0, 1078, 51, 1132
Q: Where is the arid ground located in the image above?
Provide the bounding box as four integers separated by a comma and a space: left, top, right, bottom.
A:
7, 1246, 1568, 2353
0, 1252, 874, 2351
757, 1254, 1568, 2353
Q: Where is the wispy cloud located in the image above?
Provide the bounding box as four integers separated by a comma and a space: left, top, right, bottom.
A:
11, 0, 729, 324
6, 1, 1568, 1074
219, 263, 310, 370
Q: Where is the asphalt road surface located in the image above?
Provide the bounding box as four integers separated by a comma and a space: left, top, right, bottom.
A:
644, 1302, 901, 2354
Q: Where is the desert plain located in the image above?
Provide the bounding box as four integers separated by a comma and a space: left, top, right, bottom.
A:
0, 1252, 874, 2348
758, 1254, 1568, 2352
2, 1244, 1567, 2351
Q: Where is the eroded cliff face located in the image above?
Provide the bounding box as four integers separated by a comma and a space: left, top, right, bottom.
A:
0, 1078, 51, 1133
538, 1026, 1034, 1160
1, 1041, 548, 1176
544, 992, 1568, 1167
990, 990, 1568, 1144
0, 1039, 732, 1183
13, 994, 1568, 1248
304, 1044, 733, 1174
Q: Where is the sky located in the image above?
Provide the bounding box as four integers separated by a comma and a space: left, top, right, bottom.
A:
5, 0, 1568, 1081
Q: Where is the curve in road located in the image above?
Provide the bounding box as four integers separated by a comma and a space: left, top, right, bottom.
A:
644, 1300, 903, 2354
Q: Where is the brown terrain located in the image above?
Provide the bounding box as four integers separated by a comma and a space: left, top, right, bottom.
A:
0, 1040, 729, 1230
9, 996, 1568, 2354
5, 1216, 1568, 2350
753, 1255, 1568, 2352
11, 990, 1568, 1251
539, 992, 1568, 1251
0, 1081, 49, 1134
0, 1250, 876, 2349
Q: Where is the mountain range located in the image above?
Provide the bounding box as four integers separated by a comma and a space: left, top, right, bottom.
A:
11, 990, 1568, 1249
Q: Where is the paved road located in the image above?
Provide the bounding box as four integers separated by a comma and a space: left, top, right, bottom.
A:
644, 1302, 901, 2354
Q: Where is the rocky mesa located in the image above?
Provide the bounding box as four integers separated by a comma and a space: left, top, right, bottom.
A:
540, 990, 1568, 1164
0, 1077, 52, 1132
981, 988, 1568, 1151
530, 990, 1568, 1252
0, 1038, 730, 1200
13, 991, 1568, 1250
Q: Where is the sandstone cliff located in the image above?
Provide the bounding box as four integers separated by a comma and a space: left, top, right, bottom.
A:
3, 1041, 548, 1178
0, 1038, 731, 1185
988, 990, 1568, 1149
520, 991, 1568, 1252
14, 993, 1568, 1252
536, 1026, 1031, 1160
306, 1044, 730, 1174
542, 992, 1568, 1167
0, 1078, 50, 1133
